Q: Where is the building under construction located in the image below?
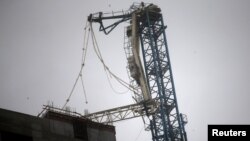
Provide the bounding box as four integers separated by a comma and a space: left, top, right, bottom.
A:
0, 106, 116, 141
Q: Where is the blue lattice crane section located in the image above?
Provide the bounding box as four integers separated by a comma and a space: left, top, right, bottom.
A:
136, 7, 183, 141
87, 3, 187, 141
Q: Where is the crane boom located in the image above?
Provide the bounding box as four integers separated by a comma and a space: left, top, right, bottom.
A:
86, 3, 187, 141
88, 11, 131, 35
83, 101, 156, 124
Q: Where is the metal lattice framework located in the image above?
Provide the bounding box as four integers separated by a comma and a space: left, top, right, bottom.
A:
86, 3, 187, 141
137, 10, 184, 141
83, 102, 156, 124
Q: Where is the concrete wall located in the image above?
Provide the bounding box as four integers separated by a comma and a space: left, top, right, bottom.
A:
0, 108, 116, 141
88, 128, 116, 141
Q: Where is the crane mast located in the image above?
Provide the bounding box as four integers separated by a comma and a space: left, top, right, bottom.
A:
87, 3, 187, 141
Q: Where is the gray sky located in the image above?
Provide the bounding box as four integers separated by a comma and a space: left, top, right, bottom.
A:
1, 0, 250, 141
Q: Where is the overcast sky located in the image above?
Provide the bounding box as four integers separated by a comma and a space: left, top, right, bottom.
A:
1, 0, 250, 141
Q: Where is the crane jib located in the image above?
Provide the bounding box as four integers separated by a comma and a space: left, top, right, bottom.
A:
86, 3, 188, 141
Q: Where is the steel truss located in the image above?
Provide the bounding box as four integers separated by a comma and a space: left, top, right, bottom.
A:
137, 10, 184, 141
84, 102, 156, 124
86, 3, 187, 141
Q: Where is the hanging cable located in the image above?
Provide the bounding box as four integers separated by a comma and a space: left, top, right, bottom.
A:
62, 22, 90, 109
82, 21, 90, 66
90, 26, 129, 94
91, 24, 136, 93
106, 0, 111, 8
80, 22, 90, 104
89, 22, 139, 95
62, 71, 81, 109
105, 68, 129, 94
80, 74, 88, 104
134, 126, 144, 141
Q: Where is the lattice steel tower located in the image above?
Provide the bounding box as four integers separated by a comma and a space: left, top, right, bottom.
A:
87, 3, 187, 141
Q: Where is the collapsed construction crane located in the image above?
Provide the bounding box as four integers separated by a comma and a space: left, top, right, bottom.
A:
86, 3, 187, 141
